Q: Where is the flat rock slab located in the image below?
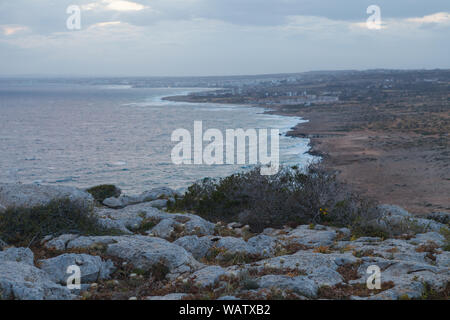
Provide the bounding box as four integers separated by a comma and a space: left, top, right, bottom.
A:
103, 187, 177, 208
350, 256, 450, 298
215, 237, 259, 256
174, 236, 216, 260
0, 260, 74, 300
367, 205, 448, 235
46, 235, 202, 277
146, 293, 188, 300
95, 203, 215, 238
0, 183, 93, 211
247, 235, 278, 257
256, 275, 318, 298
188, 266, 228, 288
282, 225, 337, 247
0, 247, 35, 266
39, 253, 115, 284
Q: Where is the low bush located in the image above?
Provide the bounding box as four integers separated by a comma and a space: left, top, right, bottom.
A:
168, 164, 382, 233
86, 184, 121, 203
0, 198, 116, 246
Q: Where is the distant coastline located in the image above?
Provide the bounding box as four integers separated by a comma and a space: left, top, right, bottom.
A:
162, 92, 320, 158
162, 78, 450, 216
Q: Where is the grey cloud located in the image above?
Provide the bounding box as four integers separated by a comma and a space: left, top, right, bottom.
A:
0, 0, 449, 76
2, 0, 449, 33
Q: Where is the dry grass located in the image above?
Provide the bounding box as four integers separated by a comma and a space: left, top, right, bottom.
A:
313, 246, 332, 254
318, 281, 395, 299
336, 262, 363, 283
247, 266, 307, 278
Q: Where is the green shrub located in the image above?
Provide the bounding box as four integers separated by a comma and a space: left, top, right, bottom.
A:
0, 198, 116, 246
440, 227, 450, 251
86, 184, 121, 203
242, 278, 260, 290
149, 261, 170, 281
168, 164, 380, 233
131, 217, 161, 235
350, 224, 389, 240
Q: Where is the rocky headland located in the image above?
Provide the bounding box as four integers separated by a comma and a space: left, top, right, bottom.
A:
0, 182, 449, 300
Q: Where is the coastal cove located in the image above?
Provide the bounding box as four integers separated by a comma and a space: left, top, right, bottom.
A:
0, 82, 316, 194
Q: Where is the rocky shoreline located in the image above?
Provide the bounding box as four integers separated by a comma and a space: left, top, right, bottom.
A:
163, 90, 450, 216
0, 183, 449, 300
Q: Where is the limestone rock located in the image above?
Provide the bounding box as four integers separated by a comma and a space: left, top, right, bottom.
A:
366, 205, 447, 236
426, 212, 450, 225
256, 275, 318, 298
409, 232, 446, 247
0, 183, 93, 211
0, 247, 34, 266
46, 235, 202, 277
217, 295, 241, 300
378, 204, 412, 217
44, 234, 80, 251
102, 187, 176, 208
102, 195, 140, 209
189, 266, 228, 288
146, 293, 188, 300
283, 225, 337, 247
39, 253, 115, 284
174, 236, 214, 260
0, 261, 74, 300
247, 235, 277, 257
95, 203, 215, 237
215, 237, 258, 260
148, 199, 168, 209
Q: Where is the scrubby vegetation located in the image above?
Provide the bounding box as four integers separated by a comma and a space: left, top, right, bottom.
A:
0, 198, 118, 247
317, 281, 395, 300
86, 184, 121, 203
168, 165, 382, 233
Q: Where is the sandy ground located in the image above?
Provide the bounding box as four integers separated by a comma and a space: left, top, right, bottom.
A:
164, 93, 449, 216
287, 114, 450, 215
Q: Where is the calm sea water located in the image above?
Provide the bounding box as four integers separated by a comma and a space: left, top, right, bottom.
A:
0, 82, 315, 193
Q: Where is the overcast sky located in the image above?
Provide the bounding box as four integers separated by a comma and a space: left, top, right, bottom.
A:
0, 0, 449, 76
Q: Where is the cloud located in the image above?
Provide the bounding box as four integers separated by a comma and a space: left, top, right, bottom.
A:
0, 1, 449, 75
349, 11, 450, 31
90, 21, 122, 28
406, 12, 450, 24
1, 25, 29, 36
82, 0, 148, 12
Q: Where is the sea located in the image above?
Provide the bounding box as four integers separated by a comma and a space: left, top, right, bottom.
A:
0, 80, 316, 194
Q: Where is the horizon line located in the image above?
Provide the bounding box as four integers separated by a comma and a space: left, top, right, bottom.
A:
1, 67, 449, 80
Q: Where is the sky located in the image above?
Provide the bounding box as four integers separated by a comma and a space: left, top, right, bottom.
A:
0, 0, 449, 76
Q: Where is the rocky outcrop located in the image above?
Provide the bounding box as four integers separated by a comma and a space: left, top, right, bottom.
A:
102, 187, 177, 209
427, 212, 450, 225
188, 266, 228, 288
94, 202, 215, 238
0, 183, 94, 211
0, 261, 75, 300
256, 275, 318, 298
0, 247, 74, 300
146, 293, 188, 300
38, 254, 115, 285
364, 204, 448, 235
0, 247, 35, 266
1, 184, 448, 300
280, 225, 337, 247
45, 235, 202, 278
174, 236, 216, 260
